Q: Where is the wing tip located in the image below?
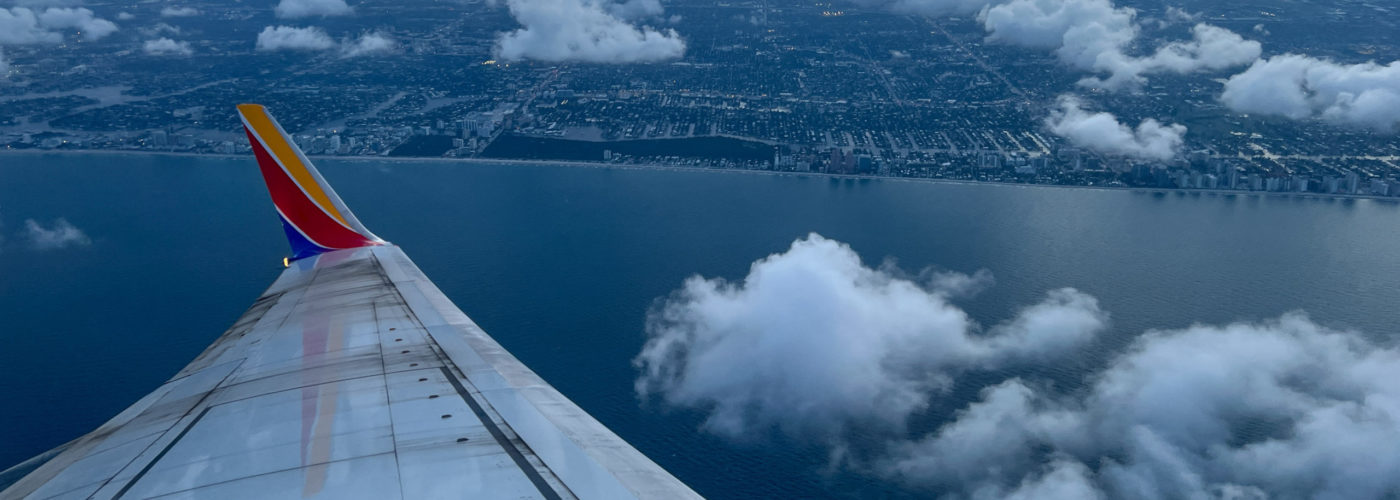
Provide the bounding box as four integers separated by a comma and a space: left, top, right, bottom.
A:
238, 104, 383, 260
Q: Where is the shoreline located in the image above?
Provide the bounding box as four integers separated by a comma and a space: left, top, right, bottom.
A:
4, 149, 1395, 202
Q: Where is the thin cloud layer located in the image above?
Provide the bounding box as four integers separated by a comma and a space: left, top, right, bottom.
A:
159, 6, 200, 17
143, 37, 192, 56
255, 25, 335, 51
606, 0, 663, 20
495, 0, 685, 63
138, 22, 180, 37
1221, 54, 1400, 132
23, 218, 90, 250
879, 0, 989, 16
0, 6, 117, 44
1045, 95, 1185, 161
275, 0, 353, 19
634, 234, 1106, 440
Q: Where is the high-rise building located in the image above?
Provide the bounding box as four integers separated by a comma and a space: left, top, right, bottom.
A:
1370, 178, 1389, 196
978, 151, 1002, 170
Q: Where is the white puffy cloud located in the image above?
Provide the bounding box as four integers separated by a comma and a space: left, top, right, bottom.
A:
0, 6, 117, 44
274, 0, 352, 19
143, 37, 191, 56
857, 0, 1256, 89
255, 25, 335, 52
882, 313, 1400, 499
159, 6, 199, 17
634, 234, 1106, 440
339, 31, 394, 57
638, 236, 1400, 498
256, 27, 398, 56
1045, 95, 1185, 161
880, 380, 1090, 496
0, 7, 57, 44
23, 218, 90, 250
496, 0, 685, 63
35, 7, 117, 40
1221, 54, 1400, 132
1162, 6, 1197, 24
982, 0, 1258, 90
116, 11, 134, 21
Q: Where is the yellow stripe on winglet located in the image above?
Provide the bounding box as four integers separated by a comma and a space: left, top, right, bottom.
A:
238, 104, 351, 228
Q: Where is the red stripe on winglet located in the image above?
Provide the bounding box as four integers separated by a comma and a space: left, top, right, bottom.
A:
245, 127, 375, 250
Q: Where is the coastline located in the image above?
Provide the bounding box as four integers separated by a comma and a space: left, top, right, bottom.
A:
3, 148, 1394, 203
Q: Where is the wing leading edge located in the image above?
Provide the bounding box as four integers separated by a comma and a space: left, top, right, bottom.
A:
0, 107, 701, 500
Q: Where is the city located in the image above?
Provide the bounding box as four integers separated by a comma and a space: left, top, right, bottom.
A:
3, 0, 1399, 196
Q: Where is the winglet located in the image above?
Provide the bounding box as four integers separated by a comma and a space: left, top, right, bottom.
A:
237, 104, 383, 260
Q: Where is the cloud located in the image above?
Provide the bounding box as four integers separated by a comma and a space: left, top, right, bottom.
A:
606, 0, 663, 19
159, 6, 199, 17
871, 0, 990, 16
8, 0, 80, 7
23, 218, 90, 250
1045, 95, 1184, 161
35, 7, 117, 40
982, 0, 1258, 90
143, 37, 192, 56
857, 0, 1256, 89
116, 11, 134, 21
638, 235, 1400, 499
1220, 54, 1400, 132
881, 313, 1400, 499
0, 7, 55, 44
138, 22, 180, 37
274, 0, 353, 19
255, 25, 335, 51
0, 7, 120, 44
339, 31, 394, 57
495, 0, 685, 63
634, 234, 1106, 441
1162, 6, 1197, 24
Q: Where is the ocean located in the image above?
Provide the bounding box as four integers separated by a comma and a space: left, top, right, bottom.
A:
3, 152, 1399, 498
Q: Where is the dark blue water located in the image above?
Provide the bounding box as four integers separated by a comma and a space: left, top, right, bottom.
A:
3, 153, 1400, 498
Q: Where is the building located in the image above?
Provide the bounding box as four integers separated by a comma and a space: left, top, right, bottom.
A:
1346, 171, 1361, 194
978, 151, 1002, 170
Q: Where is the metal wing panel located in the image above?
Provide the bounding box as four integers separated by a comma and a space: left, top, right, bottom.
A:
372, 246, 702, 500
3, 245, 699, 500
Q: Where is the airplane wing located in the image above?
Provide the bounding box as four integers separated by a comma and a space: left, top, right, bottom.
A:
0, 105, 701, 500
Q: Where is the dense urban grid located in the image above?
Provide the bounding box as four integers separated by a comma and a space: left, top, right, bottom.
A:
2, 0, 1399, 195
